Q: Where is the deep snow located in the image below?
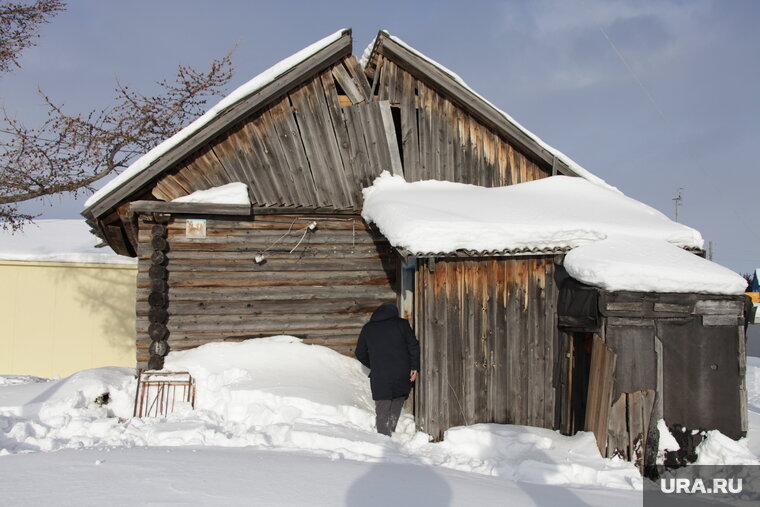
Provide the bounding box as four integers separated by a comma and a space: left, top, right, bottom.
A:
1, 337, 758, 506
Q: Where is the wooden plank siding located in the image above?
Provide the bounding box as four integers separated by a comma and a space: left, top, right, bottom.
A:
134, 214, 397, 368
147, 58, 401, 214
368, 58, 548, 186
145, 57, 549, 224
414, 256, 558, 440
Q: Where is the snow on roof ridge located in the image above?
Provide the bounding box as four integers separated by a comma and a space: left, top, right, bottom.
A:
382, 33, 617, 192
84, 29, 348, 210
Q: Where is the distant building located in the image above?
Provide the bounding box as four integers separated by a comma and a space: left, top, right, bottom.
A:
0, 220, 137, 377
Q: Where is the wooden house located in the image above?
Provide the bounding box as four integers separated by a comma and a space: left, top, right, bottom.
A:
82, 29, 749, 466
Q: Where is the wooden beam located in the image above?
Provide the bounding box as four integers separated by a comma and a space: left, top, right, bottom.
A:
130, 201, 252, 216
84, 29, 353, 220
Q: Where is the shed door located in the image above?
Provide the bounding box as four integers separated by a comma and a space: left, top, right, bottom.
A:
657, 318, 742, 438
413, 257, 558, 440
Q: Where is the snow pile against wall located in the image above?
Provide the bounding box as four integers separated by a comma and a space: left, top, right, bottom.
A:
172, 182, 250, 205
0, 219, 136, 264
362, 172, 746, 295
0, 338, 642, 490
84, 29, 347, 209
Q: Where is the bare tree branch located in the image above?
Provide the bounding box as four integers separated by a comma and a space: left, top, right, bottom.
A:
0, 0, 64, 73
0, 1, 235, 229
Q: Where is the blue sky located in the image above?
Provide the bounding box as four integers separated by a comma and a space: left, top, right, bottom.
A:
1, 0, 757, 273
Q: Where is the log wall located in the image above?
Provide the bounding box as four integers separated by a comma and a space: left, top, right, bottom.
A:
135, 213, 397, 368
414, 256, 559, 440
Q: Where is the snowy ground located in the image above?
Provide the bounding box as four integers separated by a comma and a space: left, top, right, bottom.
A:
1, 337, 758, 506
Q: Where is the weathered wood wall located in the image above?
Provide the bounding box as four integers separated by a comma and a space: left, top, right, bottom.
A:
414, 256, 559, 440
150, 56, 401, 210
371, 56, 549, 186
135, 213, 397, 368
557, 287, 748, 466
148, 55, 551, 217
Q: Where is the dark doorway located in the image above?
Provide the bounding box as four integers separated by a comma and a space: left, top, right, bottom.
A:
568, 332, 593, 434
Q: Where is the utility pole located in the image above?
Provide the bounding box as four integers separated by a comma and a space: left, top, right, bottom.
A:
708, 241, 714, 261
673, 188, 684, 222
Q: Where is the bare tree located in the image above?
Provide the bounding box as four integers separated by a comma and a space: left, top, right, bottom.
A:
0, 0, 63, 73
0, 1, 235, 229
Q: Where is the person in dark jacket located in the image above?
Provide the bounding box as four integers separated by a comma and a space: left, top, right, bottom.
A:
355, 303, 420, 436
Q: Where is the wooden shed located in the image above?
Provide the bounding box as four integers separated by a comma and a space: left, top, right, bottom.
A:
556, 278, 749, 468
82, 29, 580, 370
82, 29, 749, 466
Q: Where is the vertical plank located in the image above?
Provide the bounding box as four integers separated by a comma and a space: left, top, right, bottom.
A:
385, 60, 398, 104
452, 104, 465, 183
608, 393, 629, 460
343, 55, 372, 101
267, 100, 319, 207
377, 57, 391, 101
738, 325, 748, 434
437, 262, 450, 433
248, 117, 293, 205
341, 104, 374, 190
418, 82, 433, 179
213, 123, 269, 205
310, 76, 354, 207
257, 109, 298, 205
627, 391, 643, 462
399, 71, 420, 181
320, 73, 360, 207
426, 261, 441, 438
377, 101, 404, 177
288, 83, 337, 207
544, 258, 557, 427
357, 102, 388, 175
331, 64, 365, 105
585, 334, 617, 456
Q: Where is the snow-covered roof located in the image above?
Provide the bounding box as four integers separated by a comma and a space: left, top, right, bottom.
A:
564, 238, 747, 295
84, 29, 348, 210
362, 172, 701, 254
362, 173, 745, 295
0, 220, 136, 265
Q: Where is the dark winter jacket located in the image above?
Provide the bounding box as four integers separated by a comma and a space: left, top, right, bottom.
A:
355, 304, 420, 401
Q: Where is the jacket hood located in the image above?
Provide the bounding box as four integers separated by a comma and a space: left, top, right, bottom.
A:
370, 303, 399, 322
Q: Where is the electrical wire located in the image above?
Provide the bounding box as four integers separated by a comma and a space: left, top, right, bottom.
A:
580, 0, 666, 120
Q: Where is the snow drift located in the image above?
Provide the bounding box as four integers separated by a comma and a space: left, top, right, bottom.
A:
0, 337, 643, 490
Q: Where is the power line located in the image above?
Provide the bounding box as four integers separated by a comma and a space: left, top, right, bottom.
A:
580, 0, 666, 120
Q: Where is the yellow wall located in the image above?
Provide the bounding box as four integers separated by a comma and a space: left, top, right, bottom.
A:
0, 260, 137, 378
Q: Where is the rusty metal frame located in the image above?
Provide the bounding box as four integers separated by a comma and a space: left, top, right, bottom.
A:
133, 370, 196, 418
